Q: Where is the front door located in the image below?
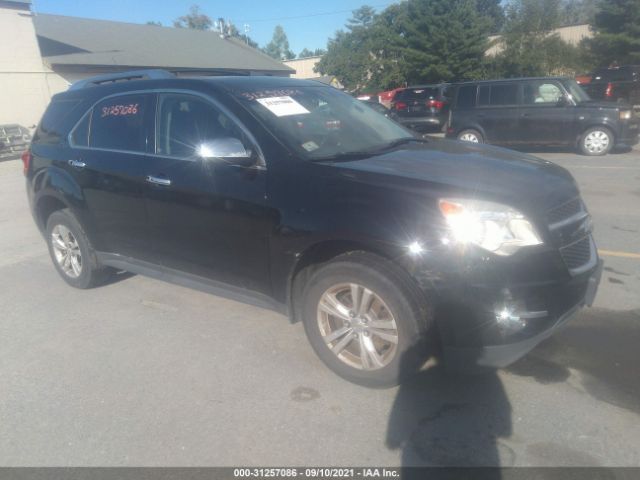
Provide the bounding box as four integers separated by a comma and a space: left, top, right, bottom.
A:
519, 80, 575, 145
143, 92, 273, 295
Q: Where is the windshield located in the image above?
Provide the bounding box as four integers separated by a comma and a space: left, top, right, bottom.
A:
234, 85, 413, 160
563, 79, 591, 103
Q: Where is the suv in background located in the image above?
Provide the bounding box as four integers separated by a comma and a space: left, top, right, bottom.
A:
389, 84, 449, 132
25, 70, 602, 387
446, 77, 639, 155
584, 65, 640, 109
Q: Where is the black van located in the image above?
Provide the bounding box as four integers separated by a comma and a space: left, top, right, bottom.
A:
446, 77, 639, 155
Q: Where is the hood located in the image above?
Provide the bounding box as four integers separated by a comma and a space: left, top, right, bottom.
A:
326, 139, 579, 213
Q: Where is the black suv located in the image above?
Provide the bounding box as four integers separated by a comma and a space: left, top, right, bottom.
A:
446, 77, 639, 155
584, 65, 640, 108
389, 84, 450, 132
25, 70, 602, 386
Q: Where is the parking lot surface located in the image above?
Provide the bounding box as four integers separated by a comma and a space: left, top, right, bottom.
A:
1, 146, 639, 467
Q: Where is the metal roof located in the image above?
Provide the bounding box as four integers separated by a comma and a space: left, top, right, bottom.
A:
32, 14, 294, 74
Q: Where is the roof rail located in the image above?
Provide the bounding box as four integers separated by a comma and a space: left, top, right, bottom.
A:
68, 69, 175, 91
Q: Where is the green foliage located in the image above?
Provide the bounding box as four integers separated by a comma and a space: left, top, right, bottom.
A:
584, 0, 640, 66
298, 48, 326, 58
486, 0, 589, 77
477, 0, 505, 32
263, 25, 296, 60
559, 0, 598, 25
317, 1, 494, 92
173, 5, 212, 30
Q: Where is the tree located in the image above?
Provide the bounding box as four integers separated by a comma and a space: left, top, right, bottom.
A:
584, 0, 640, 66
559, 0, 598, 25
263, 25, 296, 60
173, 5, 213, 30
146, 21, 162, 27
316, 6, 380, 91
486, 0, 587, 77
477, 0, 505, 32
298, 48, 326, 58
399, 0, 491, 84
227, 23, 259, 49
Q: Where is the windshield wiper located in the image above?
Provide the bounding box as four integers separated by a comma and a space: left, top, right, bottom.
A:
384, 136, 429, 150
310, 137, 429, 162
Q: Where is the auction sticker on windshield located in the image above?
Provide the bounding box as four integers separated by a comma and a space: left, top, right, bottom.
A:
256, 96, 309, 117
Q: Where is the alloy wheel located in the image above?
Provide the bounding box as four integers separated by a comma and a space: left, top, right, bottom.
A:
459, 132, 479, 143
51, 224, 83, 278
584, 130, 610, 154
316, 283, 399, 370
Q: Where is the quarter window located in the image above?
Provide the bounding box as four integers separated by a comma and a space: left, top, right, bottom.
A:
89, 95, 149, 152
156, 94, 245, 158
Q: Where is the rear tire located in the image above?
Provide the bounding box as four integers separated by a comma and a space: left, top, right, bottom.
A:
46, 209, 108, 289
457, 129, 483, 144
300, 252, 433, 387
579, 126, 613, 156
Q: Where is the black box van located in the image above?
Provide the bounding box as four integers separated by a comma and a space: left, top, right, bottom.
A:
446, 77, 639, 155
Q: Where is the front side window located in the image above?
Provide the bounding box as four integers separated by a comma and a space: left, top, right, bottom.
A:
89, 94, 149, 152
234, 86, 412, 160
156, 94, 246, 158
523, 81, 564, 105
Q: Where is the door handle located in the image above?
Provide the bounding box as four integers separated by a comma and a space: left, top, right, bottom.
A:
68, 159, 86, 169
146, 175, 171, 186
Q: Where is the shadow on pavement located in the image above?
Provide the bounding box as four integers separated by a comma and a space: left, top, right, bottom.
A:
507, 307, 640, 414
386, 341, 513, 474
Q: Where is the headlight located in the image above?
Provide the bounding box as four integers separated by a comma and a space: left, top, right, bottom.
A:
620, 110, 632, 120
439, 198, 542, 256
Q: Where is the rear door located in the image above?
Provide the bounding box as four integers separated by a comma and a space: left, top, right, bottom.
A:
519, 80, 575, 145
475, 82, 521, 144
70, 93, 153, 259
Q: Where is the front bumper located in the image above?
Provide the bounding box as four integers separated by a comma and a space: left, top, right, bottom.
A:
441, 258, 603, 371
617, 119, 639, 147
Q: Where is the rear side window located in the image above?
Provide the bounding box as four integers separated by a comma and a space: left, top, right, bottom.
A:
89, 94, 150, 152
456, 86, 477, 108
488, 84, 519, 106
70, 113, 90, 147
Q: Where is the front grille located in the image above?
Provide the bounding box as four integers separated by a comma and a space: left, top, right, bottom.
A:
547, 198, 584, 225
547, 197, 596, 275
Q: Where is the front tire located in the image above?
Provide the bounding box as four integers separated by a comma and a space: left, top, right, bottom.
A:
579, 126, 613, 156
457, 129, 483, 144
46, 209, 107, 289
300, 252, 433, 387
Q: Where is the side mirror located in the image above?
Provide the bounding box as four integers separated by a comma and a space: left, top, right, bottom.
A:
556, 95, 570, 107
197, 138, 254, 167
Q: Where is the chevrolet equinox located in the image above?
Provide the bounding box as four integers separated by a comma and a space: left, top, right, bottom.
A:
24, 71, 602, 387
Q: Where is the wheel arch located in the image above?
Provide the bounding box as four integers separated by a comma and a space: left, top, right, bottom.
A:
576, 122, 617, 147
34, 194, 69, 233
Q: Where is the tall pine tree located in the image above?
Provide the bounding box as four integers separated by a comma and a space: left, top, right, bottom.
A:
585, 0, 640, 65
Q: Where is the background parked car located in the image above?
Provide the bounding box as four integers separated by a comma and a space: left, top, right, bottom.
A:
0, 124, 31, 161
389, 84, 450, 133
583, 65, 640, 109
445, 77, 639, 156
378, 87, 405, 108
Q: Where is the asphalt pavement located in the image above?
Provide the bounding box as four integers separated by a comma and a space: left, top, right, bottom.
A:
0, 145, 639, 467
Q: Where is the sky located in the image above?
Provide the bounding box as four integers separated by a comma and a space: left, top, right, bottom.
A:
32, 0, 396, 55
